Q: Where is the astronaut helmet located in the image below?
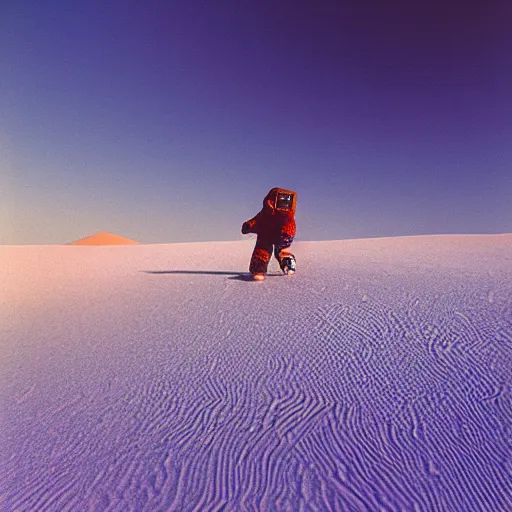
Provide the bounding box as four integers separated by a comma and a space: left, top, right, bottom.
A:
264, 188, 297, 215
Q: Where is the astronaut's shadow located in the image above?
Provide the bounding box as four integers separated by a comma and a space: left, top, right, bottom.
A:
142, 270, 282, 281
143, 270, 252, 281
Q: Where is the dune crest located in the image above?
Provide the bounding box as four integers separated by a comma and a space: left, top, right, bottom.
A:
69, 232, 139, 245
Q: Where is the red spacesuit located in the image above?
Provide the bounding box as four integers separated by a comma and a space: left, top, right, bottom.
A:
241, 188, 297, 280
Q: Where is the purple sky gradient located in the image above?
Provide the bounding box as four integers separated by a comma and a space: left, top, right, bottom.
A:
1, 1, 511, 244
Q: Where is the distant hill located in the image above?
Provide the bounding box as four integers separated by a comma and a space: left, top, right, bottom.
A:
69, 232, 140, 245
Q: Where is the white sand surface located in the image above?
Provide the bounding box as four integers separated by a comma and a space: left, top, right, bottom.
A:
1, 235, 511, 511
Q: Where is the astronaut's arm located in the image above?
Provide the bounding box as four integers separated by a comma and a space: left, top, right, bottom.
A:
241, 215, 258, 234
279, 216, 296, 239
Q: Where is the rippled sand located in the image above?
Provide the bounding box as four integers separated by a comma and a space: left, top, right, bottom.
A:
1, 235, 511, 511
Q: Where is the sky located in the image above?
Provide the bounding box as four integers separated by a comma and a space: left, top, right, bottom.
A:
1, 0, 511, 245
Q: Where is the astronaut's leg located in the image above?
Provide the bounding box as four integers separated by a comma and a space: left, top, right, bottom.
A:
249, 239, 273, 280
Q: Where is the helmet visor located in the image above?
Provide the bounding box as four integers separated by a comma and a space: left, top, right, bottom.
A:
276, 192, 293, 211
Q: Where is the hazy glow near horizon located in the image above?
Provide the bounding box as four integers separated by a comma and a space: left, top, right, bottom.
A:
1, 1, 511, 244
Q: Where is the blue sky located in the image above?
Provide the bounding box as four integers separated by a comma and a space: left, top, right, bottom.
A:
1, 0, 511, 244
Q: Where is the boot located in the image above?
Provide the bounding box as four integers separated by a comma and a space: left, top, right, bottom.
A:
279, 254, 296, 275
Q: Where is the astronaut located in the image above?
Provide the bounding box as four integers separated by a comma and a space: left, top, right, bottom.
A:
241, 187, 297, 281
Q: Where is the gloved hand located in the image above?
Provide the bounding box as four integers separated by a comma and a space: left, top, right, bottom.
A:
241, 222, 250, 234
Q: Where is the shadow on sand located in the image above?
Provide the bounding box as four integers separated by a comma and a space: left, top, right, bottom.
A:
142, 270, 283, 281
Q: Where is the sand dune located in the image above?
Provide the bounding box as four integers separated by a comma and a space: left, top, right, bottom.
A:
69, 231, 139, 245
1, 235, 511, 511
